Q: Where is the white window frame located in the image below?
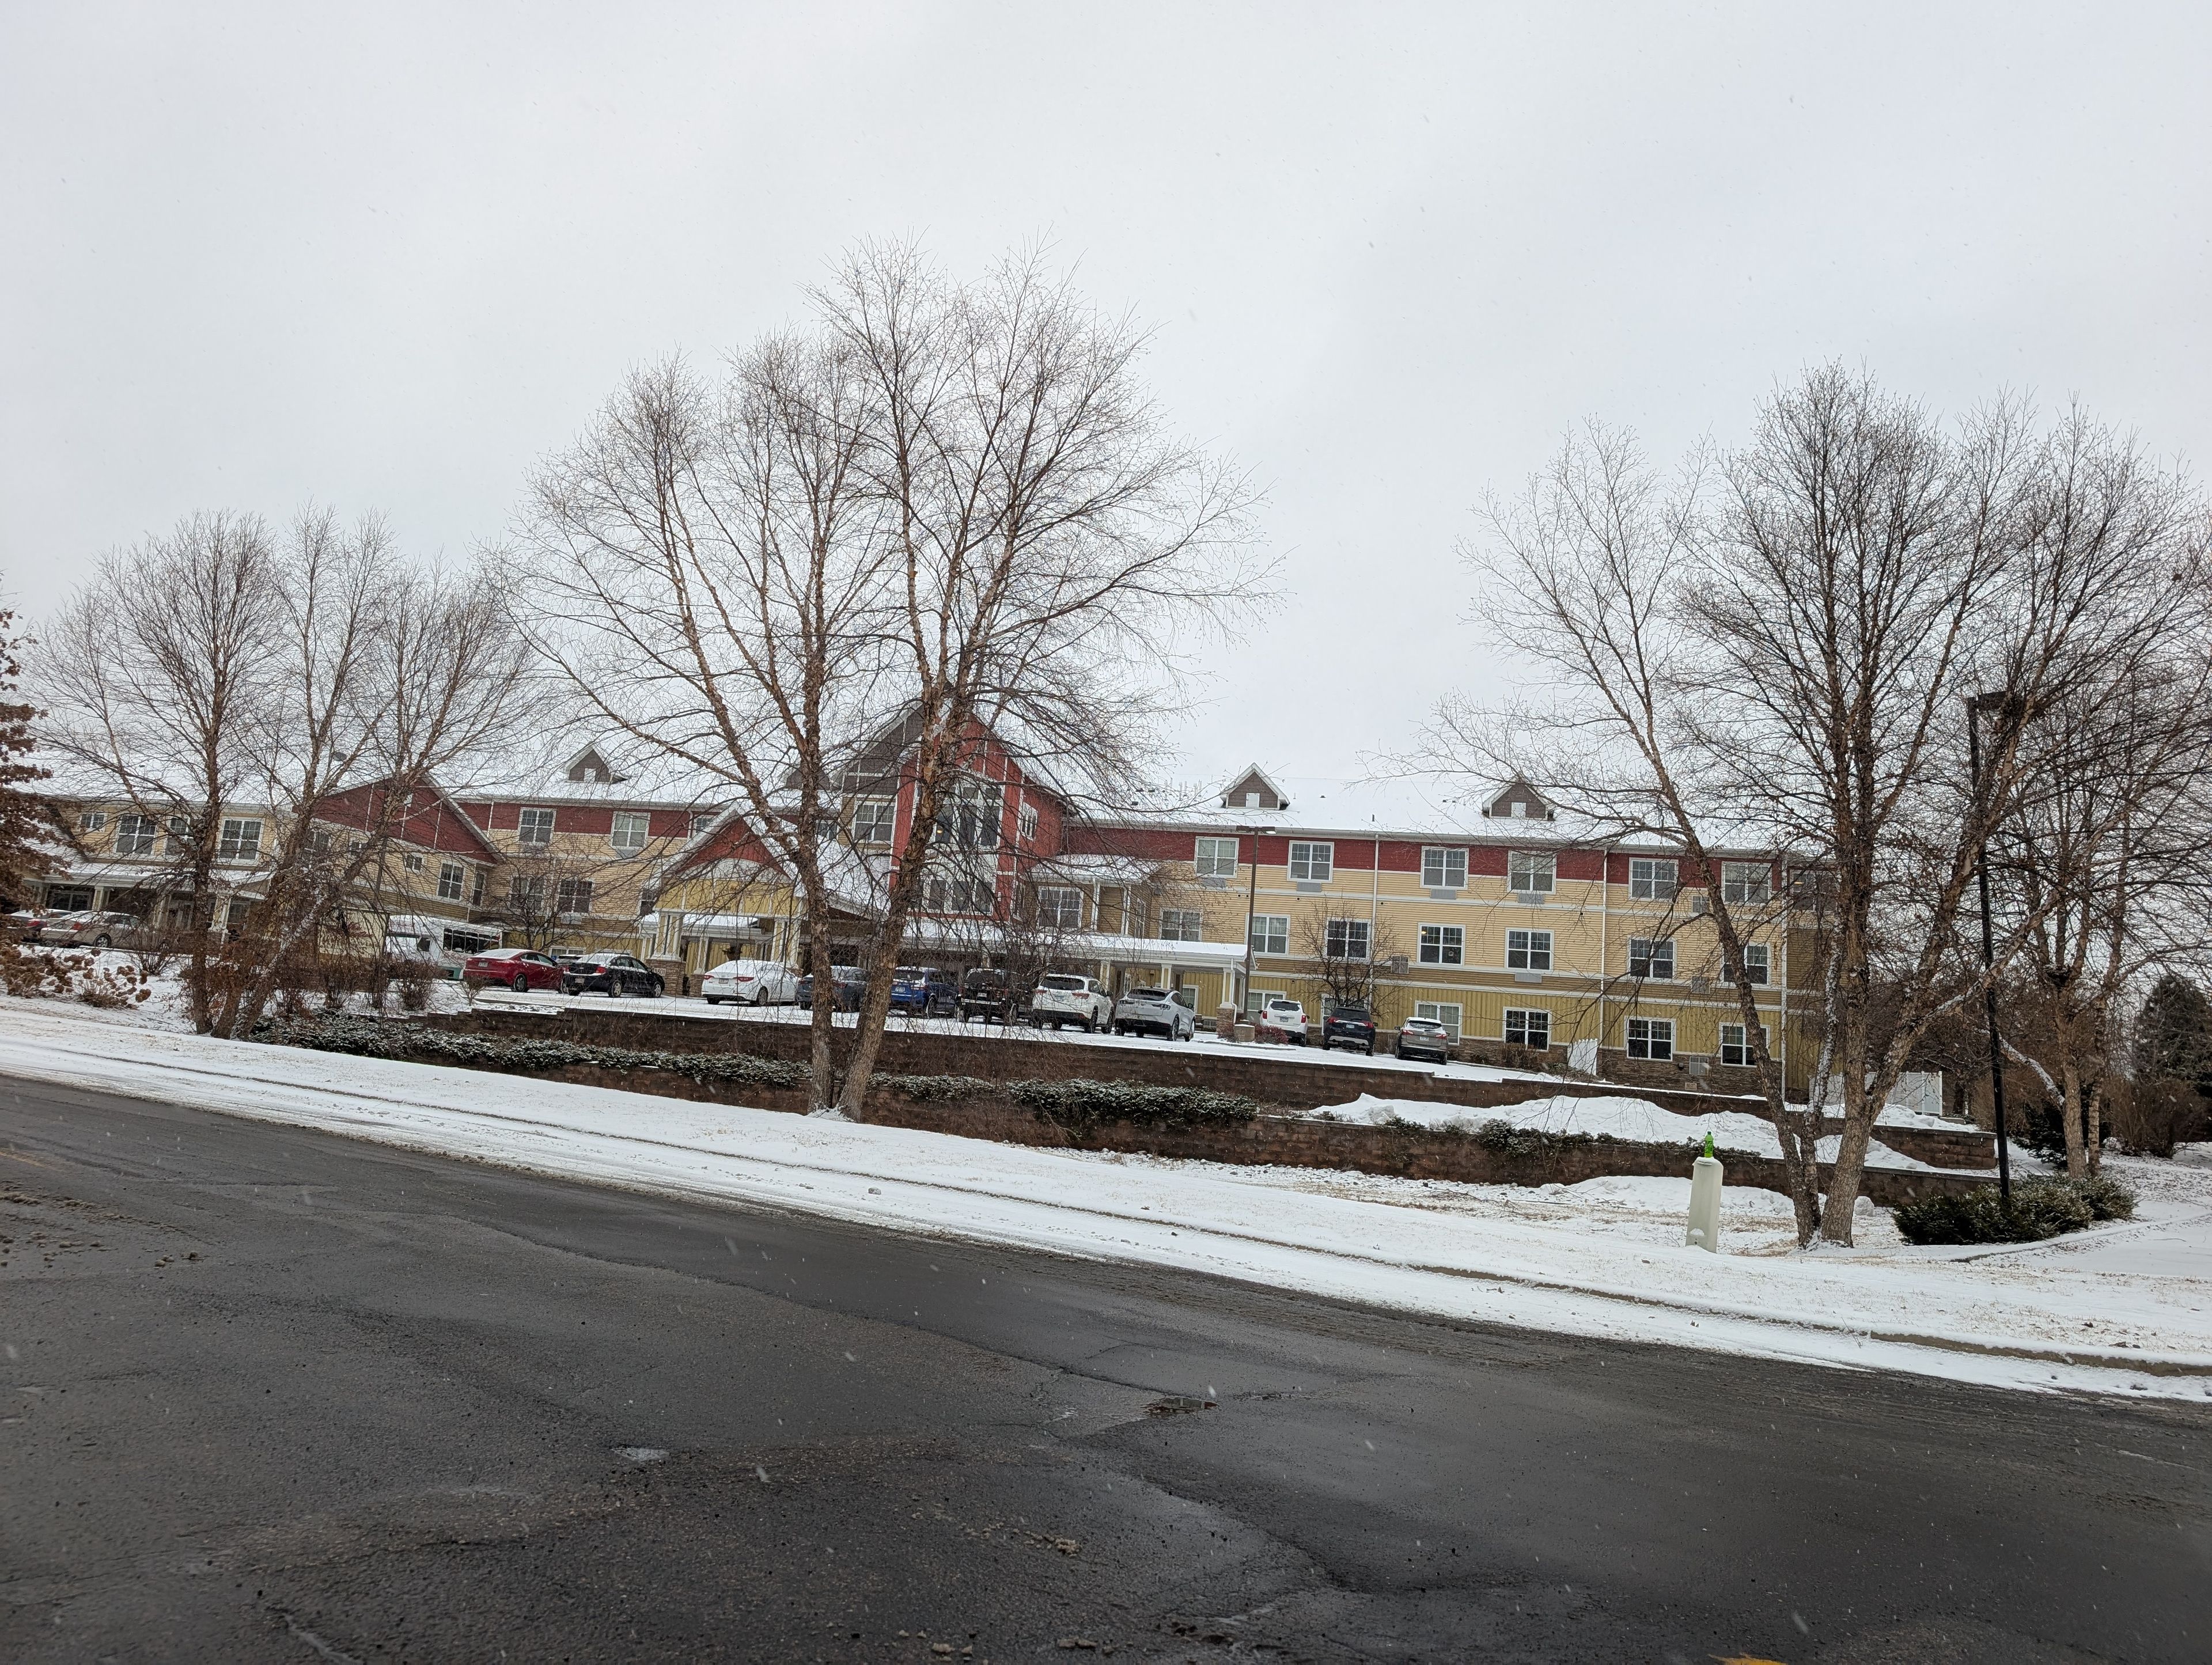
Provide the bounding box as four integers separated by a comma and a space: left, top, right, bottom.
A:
1035, 886, 1085, 930
78, 810, 108, 832
1414, 1000, 1463, 1038
1506, 928, 1552, 971
1628, 936, 1675, 981
115, 813, 158, 856
437, 861, 465, 902
1193, 835, 1240, 879
610, 810, 650, 854
1324, 917, 1372, 961
1507, 849, 1555, 894
936, 777, 1003, 851
402, 852, 425, 873
852, 798, 896, 845
1421, 845, 1468, 889
1739, 943, 1770, 985
555, 876, 594, 916
1721, 860, 1772, 906
470, 868, 487, 906
1718, 1022, 1771, 1067
1628, 857, 1677, 901
1503, 1007, 1551, 1049
218, 817, 263, 863
1417, 923, 1464, 966
509, 873, 545, 910
1288, 841, 1334, 882
517, 807, 555, 848
1626, 1017, 1675, 1060
1160, 908, 1203, 943
1249, 913, 1289, 957
1017, 802, 1040, 845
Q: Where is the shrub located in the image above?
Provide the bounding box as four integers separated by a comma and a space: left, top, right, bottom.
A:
1009, 1079, 1258, 1137
1893, 1174, 2133, 1245
262, 1015, 808, 1090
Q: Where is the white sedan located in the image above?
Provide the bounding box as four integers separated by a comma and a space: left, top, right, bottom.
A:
700, 960, 801, 1006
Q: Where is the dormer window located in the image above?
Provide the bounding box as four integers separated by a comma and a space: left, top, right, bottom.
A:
1482, 779, 1556, 821
1218, 765, 1288, 813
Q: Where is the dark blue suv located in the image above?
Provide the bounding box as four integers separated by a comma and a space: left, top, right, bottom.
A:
887, 965, 959, 1017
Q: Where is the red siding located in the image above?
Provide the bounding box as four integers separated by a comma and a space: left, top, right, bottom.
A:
1556, 848, 1604, 881
560, 805, 614, 837
649, 809, 694, 840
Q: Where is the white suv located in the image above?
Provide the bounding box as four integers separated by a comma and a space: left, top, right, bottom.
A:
1031, 973, 1112, 1032
1257, 997, 1308, 1044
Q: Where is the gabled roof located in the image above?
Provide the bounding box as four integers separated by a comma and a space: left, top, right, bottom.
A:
1218, 764, 1289, 812
1479, 778, 1558, 822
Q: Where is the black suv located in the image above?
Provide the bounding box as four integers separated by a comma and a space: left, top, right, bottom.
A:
1321, 1003, 1378, 1054
958, 967, 1027, 1023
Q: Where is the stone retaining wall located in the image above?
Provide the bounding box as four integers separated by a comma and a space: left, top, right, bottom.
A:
426, 1002, 1995, 1170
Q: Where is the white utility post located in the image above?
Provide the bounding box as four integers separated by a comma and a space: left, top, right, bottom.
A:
1684, 1132, 1724, 1252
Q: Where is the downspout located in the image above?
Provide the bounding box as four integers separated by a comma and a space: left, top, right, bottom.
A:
1597, 843, 1611, 1068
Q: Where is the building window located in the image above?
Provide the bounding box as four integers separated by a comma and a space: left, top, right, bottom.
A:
1626, 1017, 1674, 1060
1324, 917, 1372, 961
1506, 928, 1552, 971
1628, 857, 1677, 901
1017, 803, 1040, 845
1738, 943, 1770, 985
935, 778, 1002, 851
517, 807, 555, 848
115, 813, 158, 856
1507, 850, 1555, 893
1288, 841, 1334, 882
437, 862, 465, 902
1418, 923, 1463, 965
689, 812, 716, 841
309, 827, 334, 856
470, 868, 487, 906
45, 884, 95, 912
853, 799, 896, 845
1160, 909, 1203, 942
77, 810, 108, 833
924, 871, 994, 915
1415, 1000, 1463, 1038
555, 877, 595, 916
1249, 913, 1289, 957
509, 873, 545, 911
1193, 836, 1239, 879
1503, 1007, 1551, 1049
1722, 861, 1771, 905
1719, 1022, 1770, 1067
218, 818, 263, 862
1628, 937, 1675, 980
402, 852, 425, 873
611, 811, 650, 853
1421, 846, 1468, 889
1127, 896, 1147, 935
1036, 886, 1084, 929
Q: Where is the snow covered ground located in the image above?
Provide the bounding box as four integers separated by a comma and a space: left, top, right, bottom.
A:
3, 995, 2203, 1401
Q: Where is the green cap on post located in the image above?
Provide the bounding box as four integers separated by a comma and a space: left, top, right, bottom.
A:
1700, 1131, 1716, 1160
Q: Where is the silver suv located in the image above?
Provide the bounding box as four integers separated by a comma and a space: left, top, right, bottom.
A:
1111, 987, 1194, 1041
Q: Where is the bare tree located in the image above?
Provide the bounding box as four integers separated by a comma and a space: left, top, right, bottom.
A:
1419, 367, 2205, 1245
36, 513, 281, 1030
1296, 909, 1397, 1011
514, 242, 1262, 1117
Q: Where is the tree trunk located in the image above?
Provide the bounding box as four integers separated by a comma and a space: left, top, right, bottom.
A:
1819, 1069, 1884, 1246
2060, 1059, 2089, 1179
2085, 1080, 2104, 1175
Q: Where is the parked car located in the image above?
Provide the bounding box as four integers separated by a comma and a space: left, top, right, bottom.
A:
3, 908, 52, 942
957, 966, 1027, 1024
1031, 972, 1112, 1031
700, 960, 800, 1006
1255, 997, 1308, 1044
1321, 1002, 1378, 1054
1112, 987, 1194, 1041
794, 965, 866, 1012
462, 947, 568, 992
37, 910, 142, 949
887, 966, 959, 1017
1393, 1016, 1455, 1063
564, 953, 664, 998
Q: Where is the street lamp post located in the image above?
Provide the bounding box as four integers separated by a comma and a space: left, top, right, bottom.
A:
1238, 825, 1263, 1018
1967, 691, 2016, 1207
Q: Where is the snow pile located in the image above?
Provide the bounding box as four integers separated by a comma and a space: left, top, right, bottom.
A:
0, 996, 2202, 1401
1320, 1092, 1958, 1172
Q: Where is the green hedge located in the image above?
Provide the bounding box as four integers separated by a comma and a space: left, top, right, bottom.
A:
260, 1017, 808, 1090
1894, 1173, 2137, 1245
1005, 1078, 1259, 1136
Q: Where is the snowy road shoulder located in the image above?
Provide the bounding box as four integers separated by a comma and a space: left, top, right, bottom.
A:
2, 996, 2207, 1402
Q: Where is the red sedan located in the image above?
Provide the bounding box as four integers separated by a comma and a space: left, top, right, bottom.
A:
461, 947, 567, 993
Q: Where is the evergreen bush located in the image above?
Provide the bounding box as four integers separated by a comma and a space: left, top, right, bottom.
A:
1893, 1174, 2134, 1245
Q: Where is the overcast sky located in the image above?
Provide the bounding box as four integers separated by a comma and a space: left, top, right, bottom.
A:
5, 2, 2206, 791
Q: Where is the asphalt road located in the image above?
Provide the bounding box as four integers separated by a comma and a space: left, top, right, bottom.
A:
2, 1076, 2206, 1664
